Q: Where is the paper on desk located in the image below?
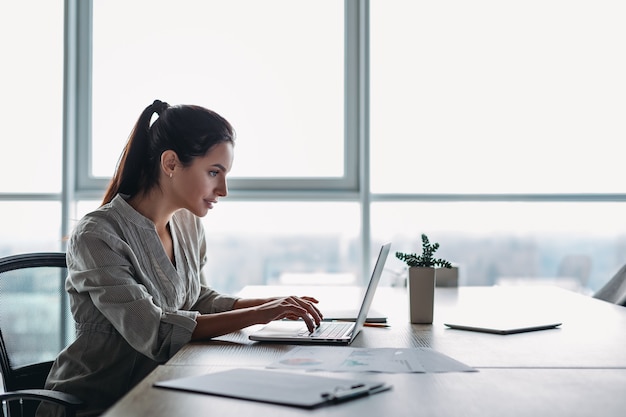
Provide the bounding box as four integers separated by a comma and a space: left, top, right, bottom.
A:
268, 347, 476, 373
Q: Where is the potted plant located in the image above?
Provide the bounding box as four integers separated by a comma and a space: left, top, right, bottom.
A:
395, 234, 452, 324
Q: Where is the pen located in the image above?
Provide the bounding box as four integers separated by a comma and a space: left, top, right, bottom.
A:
323, 384, 371, 403
362, 322, 390, 328
322, 383, 392, 404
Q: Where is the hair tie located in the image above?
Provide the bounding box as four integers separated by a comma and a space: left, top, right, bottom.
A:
152, 99, 169, 116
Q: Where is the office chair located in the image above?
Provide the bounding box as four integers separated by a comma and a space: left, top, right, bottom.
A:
593, 263, 626, 307
0, 252, 83, 417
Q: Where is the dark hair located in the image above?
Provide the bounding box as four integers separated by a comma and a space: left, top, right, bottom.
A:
102, 100, 235, 205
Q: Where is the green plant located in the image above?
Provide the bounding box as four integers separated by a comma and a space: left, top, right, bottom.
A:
395, 234, 452, 268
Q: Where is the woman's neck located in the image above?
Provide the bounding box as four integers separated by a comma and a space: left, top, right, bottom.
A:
127, 191, 175, 235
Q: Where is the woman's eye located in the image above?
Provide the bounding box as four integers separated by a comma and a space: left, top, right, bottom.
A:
209, 170, 219, 177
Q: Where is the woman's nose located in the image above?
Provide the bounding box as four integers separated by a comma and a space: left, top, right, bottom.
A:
218, 178, 228, 197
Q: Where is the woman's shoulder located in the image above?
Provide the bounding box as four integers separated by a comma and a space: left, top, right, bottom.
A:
76, 196, 154, 231
73, 204, 117, 232
71, 198, 141, 241
65, 208, 123, 259
67, 199, 153, 260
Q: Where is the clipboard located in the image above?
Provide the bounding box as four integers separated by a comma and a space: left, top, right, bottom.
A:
154, 368, 392, 408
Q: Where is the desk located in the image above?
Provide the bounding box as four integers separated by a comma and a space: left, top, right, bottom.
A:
103, 286, 626, 417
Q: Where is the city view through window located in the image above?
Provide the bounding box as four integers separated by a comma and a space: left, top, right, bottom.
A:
3, 200, 624, 296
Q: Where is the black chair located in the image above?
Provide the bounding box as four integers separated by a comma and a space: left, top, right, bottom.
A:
0, 253, 83, 417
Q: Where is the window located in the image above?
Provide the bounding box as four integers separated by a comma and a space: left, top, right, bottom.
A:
87, 0, 349, 193
0, 1, 64, 195
372, 202, 626, 292
370, 0, 626, 194
201, 201, 360, 293
0, 201, 62, 255
369, 0, 626, 292
0, 0, 64, 256
4, 1, 623, 298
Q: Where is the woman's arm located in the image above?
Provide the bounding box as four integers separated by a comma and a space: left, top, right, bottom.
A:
231, 296, 319, 310
191, 295, 323, 340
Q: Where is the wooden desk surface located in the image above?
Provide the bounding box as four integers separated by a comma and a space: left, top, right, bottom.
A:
104, 365, 626, 417
171, 285, 626, 369
102, 285, 626, 417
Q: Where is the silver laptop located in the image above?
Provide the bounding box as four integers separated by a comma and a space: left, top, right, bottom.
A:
249, 243, 391, 344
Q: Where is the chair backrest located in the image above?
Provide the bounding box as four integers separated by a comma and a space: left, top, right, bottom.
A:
0, 252, 74, 416
593, 263, 626, 306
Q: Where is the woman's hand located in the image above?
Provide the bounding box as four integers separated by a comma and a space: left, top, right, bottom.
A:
194, 296, 324, 340
254, 296, 323, 332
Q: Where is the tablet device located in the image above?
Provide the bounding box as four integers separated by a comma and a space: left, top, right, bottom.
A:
444, 320, 562, 335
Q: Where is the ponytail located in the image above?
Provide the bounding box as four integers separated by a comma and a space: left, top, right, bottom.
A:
101, 99, 235, 206
101, 100, 170, 205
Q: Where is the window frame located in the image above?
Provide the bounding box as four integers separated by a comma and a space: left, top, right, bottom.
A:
60, 0, 626, 204
73, 0, 361, 199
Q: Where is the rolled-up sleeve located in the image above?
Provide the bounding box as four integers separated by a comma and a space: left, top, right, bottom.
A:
192, 284, 238, 313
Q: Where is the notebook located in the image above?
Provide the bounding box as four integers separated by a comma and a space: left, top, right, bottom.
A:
249, 243, 391, 344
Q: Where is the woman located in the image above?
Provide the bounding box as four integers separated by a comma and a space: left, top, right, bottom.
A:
39, 100, 322, 416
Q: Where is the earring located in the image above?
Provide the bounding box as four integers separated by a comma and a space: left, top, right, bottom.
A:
169, 173, 173, 179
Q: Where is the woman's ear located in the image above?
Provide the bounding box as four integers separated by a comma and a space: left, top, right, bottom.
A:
160, 150, 179, 177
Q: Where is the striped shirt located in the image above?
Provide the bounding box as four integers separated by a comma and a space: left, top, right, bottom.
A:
41, 194, 238, 416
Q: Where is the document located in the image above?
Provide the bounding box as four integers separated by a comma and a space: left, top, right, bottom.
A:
267, 346, 476, 373
154, 368, 392, 408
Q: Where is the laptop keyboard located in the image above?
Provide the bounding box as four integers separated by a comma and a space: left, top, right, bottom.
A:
298, 322, 352, 338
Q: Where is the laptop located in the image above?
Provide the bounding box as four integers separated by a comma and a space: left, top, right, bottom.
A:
249, 243, 391, 344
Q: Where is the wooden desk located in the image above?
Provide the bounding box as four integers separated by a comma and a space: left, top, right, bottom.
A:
102, 286, 626, 417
